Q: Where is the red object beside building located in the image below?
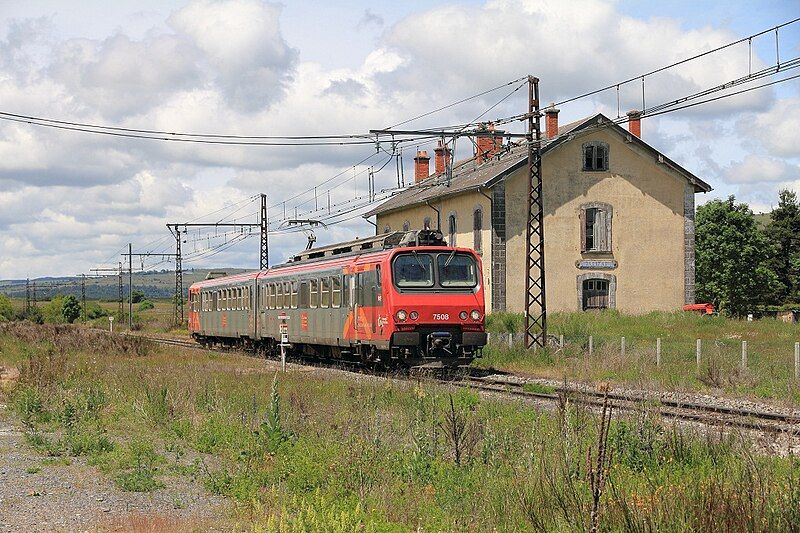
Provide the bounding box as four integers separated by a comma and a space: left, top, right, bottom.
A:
683, 303, 714, 315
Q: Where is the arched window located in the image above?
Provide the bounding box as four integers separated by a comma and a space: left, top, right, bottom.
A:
448, 213, 457, 246
473, 207, 483, 253
582, 141, 609, 171
423, 217, 432, 230
402, 221, 410, 231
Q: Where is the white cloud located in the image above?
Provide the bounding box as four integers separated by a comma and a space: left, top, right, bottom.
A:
0, 0, 796, 278
724, 154, 799, 184
168, 0, 297, 112
751, 97, 800, 158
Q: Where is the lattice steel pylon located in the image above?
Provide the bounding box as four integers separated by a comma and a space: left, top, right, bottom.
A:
174, 226, 184, 326
524, 76, 547, 349
260, 193, 269, 270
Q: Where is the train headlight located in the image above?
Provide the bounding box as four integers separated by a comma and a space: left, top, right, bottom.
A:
470, 310, 481, 321
409, 311, 419, 320
396, 310, 408, 322
459, 311, 468, 320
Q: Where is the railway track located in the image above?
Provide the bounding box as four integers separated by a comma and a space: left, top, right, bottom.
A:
137, 333, 800, 435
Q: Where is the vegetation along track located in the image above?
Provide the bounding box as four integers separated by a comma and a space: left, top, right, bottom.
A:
136, 332, 800, 435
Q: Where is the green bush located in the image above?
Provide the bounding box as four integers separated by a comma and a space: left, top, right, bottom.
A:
137, 300, 155, 311
0, 294, 13, 321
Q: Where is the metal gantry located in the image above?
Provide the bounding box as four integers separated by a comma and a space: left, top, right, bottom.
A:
524, 76, 547, 349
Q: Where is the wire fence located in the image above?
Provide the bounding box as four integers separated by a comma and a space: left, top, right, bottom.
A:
485, 332, 800, 382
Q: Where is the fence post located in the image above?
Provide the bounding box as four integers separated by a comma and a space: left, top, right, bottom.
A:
588, 335, 593, 357
696, 339, 701, 371
487, 332, 491, 344
794, 342, 799, 380
741, 340, 747, 369
656, 337, 661, 367
508, 333, 513, 348
559, 334, 564, 348
621, 337, 626, 357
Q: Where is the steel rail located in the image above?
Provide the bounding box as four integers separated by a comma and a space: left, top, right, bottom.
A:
133, 332, 800, 434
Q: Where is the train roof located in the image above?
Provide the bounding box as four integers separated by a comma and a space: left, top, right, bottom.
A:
188, 230, 473, 289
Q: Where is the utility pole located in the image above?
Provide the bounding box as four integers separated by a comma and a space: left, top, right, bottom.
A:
81, 274, 86, 322
128, 243, 133, 331
524, 75, 547, 349
25, 278, 30, 314
120, 246, 179, 326
260, 193, 269, 270
89, 266, 126, 319
31, 281, 37, 308
118, 262, 123, 318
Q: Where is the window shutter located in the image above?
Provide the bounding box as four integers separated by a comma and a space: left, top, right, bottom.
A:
595, 209, 606, 251
603, 145, 609, 170
579, 209, 587, 253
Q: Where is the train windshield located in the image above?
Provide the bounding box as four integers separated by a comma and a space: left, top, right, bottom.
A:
393, 253, 434, 288
438, 253, 478, 287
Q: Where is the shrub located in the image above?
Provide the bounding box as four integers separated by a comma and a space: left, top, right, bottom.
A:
114, 440, 165, 492
138, 300, 155, 312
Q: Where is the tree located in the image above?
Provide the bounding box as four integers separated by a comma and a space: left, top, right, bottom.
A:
696, 196, 779, 316
61, 295, 81, 323
764, 190, 800, 304
0, 293, 13, 321
130, 289, 146, 304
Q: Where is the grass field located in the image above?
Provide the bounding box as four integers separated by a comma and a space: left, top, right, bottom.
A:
1, 322, 799, 531
482, 311, 800, 403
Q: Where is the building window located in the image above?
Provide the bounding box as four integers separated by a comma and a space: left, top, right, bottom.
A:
582, 278, 609, 310
582, 141, 609, 171
448, 213, 457, 246
473, 207, 483, 253
423, 217, 431, 230
580, 203, 612, 253
402, 221, 410, 231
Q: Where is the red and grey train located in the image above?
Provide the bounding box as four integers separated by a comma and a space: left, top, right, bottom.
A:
187, 230, 487, 367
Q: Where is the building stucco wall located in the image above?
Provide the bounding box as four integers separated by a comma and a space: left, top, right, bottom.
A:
504, 127, 688, 314
376, 126, 697, 315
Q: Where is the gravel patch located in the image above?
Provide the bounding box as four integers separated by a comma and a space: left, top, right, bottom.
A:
0, 404, 229, 532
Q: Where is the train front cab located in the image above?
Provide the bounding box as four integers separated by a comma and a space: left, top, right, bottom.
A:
386, 247, 487, 367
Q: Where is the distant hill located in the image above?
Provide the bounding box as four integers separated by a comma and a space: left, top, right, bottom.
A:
754, 212, 771, 229
0, 268, 247, 300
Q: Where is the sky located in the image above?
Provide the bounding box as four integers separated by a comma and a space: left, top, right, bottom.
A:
0, 0, 799, 279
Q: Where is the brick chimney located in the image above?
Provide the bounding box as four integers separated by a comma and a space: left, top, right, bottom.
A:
434, 140, 452, 174
414, 150, 430, 183
545, 104, 560, 139
626, 110, 641, 138
475, 123, 503, 164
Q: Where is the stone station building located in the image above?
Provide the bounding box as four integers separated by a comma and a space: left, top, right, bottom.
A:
366, 110, 712, 314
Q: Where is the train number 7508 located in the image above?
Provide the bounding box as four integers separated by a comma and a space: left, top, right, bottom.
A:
432, 313, 450, 321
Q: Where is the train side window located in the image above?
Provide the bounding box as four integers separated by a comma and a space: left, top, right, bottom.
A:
291, 281, 298, 309
332, 276, 341, 308
342, 275, 350, 308
310, 279, 318, 308
240, 287, 245, 310
275, 283, 286, 309
300, 281, 309, 308
321, 277, 331, 308
220, 289, 225, 310
283, 282, 290, 309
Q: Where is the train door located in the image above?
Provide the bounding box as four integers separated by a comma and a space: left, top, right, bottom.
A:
354, 267, 379, 340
